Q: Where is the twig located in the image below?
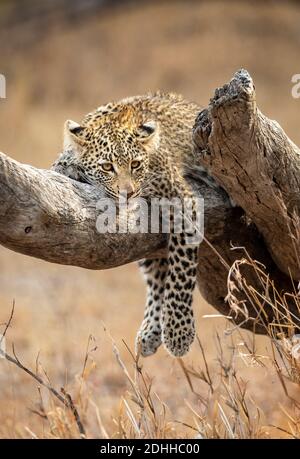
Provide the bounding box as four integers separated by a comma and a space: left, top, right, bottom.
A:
1, 345, 87, 437
0, 299, 15, 347
0, 305, 86, 438
61, 387, 86, 438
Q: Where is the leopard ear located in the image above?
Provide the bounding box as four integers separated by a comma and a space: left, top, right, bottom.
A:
63, 120, 87, 152
137, 120, 159, 148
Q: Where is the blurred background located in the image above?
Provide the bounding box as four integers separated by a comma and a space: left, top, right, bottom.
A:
0, 0, 300, 438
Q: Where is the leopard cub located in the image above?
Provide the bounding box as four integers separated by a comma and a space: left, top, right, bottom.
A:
52, 92, 202, 357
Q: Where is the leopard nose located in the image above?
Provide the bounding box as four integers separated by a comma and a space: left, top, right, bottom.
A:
119, 184, 135, 199
120, 189, 135, 199
126, 189, 135, 199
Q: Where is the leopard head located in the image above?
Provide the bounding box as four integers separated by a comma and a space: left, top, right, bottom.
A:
62, 105, 160, 200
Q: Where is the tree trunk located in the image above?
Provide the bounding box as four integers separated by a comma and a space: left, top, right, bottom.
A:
0, 69, 299, 334
194, 69, 300, 280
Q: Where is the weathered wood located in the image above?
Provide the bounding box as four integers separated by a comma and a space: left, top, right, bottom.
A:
0, 69, 299, 335
0, 153, 168, 268
193, 69, 300, 280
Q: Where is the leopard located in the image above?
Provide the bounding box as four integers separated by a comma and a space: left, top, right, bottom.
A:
52, 92, 217, 358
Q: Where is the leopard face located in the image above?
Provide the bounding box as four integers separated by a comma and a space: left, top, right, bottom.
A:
62, 106, 159, 200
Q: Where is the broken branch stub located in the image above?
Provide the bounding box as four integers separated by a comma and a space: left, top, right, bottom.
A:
193, 69, 300, 280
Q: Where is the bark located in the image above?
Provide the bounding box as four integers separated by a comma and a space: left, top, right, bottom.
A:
0, 69, 299, 334
193, 69, 300, 280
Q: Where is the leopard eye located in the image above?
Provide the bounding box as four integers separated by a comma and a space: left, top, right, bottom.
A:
100, 162, 114, 172
131, 160, 141, 170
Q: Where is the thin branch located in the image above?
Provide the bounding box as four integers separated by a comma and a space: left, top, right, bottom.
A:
61, 387, 86, 438
0, 299, 15, 347
0, 306, 86, 438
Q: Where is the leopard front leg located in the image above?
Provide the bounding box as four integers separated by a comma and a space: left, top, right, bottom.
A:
136, 258, 168, 357
161, 234, 198, 357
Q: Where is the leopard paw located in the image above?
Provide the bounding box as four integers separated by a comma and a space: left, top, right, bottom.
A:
161, 316, 195, 357
135, 324, 162, 357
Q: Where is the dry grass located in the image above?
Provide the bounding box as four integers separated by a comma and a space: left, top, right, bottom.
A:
1, 261, 300, 439
0, 0, 300, 439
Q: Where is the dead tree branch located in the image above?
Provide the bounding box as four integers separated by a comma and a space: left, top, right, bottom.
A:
0, 70, 299, 334
193, 69, 300, 280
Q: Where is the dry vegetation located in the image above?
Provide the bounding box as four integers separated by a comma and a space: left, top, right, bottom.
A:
0, 0, 300, 438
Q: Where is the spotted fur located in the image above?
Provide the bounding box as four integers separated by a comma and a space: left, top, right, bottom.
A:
52, 92, 211, 357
